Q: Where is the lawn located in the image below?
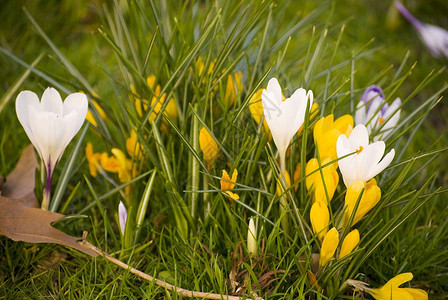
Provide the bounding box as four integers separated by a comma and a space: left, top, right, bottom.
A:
0, 0, 447, 299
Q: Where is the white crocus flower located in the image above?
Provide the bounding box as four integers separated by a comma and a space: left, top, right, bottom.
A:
336, 124, 395, 187
395, 1, 448, 59
355, 85, 401, 141
118, 201, 128, 236
16, 87, 88, 210
262, 77, 313, 171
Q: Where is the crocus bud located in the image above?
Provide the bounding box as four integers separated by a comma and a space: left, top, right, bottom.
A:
225, 71, 244, 107
319, 227, 339, 267
339, 229, 360, 259
118, 201, 127, 235
199, 127, 219, 170
247, 218, 257, 257
306, 158, 339, 204
310, 201, 330, 241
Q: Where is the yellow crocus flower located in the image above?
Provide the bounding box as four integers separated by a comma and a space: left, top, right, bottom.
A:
339, 229, 360, 259
368, 273, 428, 300
343, 179, 381, 227
199, 127, 219, 169
319, 227, 339, 267
310, 201, 329, 241
100, 152, 121, 173
224, 71, 244, 107
86, 142, 101, 177
305, 157, 339, 204
130, 75, 178, 123
313, 114, 353, 162
195, 56, 215, 77
220, 169, 239, 201
111, 148, 132, 183
126, 129, 143, 159
100, 149, 132, 183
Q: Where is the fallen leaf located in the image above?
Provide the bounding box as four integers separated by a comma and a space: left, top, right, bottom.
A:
0, 196, 97, 257
1, 145, 38, 208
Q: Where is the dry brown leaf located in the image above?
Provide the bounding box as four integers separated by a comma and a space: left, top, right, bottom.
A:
0, 197, 97, 257
1, 144, 38, 208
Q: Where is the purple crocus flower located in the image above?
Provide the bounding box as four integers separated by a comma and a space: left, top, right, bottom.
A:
355, 85, 401, 141
395, 1, 448, 59
118, 201, 127, 235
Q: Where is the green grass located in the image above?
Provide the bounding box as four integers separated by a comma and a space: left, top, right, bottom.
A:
1, 0, 447, 298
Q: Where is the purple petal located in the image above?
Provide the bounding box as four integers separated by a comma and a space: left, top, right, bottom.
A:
360, 85, 384, 104
395, 1, 424, 30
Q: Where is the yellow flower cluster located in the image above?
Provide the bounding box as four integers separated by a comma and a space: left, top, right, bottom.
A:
305, 114, 384, 271
130, 75, 178, 133
195, 56, 244, 108
86, 128, 142, 183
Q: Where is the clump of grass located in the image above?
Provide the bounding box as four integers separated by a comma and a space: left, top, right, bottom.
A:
1, 0, 447, 298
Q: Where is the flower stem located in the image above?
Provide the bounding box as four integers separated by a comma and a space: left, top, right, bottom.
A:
41, 167, 52, 211
279, 151, 290, 235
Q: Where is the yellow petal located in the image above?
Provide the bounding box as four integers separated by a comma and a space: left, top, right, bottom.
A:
344, 179, 381, 227
369, 273, 427, 300
147, 75, 156, 89
276, 170, 291, 196
199, 127, 219, 169
111, 148, 132, 183
225, 191, 240, 200
319, 227, 339, 267
126, 129, 143, 159
249, 89, 271, 136
306, 158, 339, 204
86, 142, 101, 177
310, 201, 329, 241
220, 169, 231, 190
293, 162, 301, 191
100, 152, 121, 173
339, 229, 360, 259
402, 288, 428, 300
313, 114, 354, 161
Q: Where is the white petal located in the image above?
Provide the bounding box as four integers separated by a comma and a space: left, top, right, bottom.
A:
63, 92, 88, 133
118, 201, 127, 235
16, 91, 40, 147
365, 96, 383, 125
355, 101, 366, 126
266, 78, 282, 104
28, 108, 52, 170
41, 87, 63, 115
337, 134, 357, 187
361, 142, 385, 181
348, 124, 369, 150
369, 148, 395, 180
